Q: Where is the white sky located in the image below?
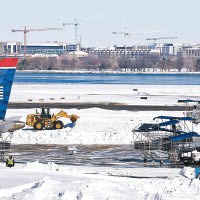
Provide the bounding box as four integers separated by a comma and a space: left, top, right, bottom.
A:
1, 0, 200, 47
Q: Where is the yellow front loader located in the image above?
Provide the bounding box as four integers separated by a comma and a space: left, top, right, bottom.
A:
26, 107, 79, 130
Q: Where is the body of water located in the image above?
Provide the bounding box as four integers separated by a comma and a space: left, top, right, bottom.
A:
14, 72, 200, 85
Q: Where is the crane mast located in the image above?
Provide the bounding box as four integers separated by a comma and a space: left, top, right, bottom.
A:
112, 31, 133, 48
112, 28, 136, 57
63, 19, 80, 48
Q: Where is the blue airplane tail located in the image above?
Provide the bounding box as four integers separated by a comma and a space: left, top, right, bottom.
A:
0, 58, 18, 120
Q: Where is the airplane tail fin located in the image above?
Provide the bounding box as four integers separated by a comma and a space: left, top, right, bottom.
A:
0, 58, 18, 120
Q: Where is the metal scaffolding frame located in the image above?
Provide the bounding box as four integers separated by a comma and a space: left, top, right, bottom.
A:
132, 116, 196, 152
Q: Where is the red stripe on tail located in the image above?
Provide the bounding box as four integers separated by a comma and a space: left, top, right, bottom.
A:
0, 58, 18, 68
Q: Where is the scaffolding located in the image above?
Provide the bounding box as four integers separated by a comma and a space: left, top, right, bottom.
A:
178, 99, 200, 123
0, 132, 13, 160
132, 116, 197, 153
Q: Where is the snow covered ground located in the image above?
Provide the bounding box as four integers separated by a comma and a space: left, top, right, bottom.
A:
10, 84, 200, 105
6, 83, 200, 144
6, 108, 190, 145
1, 83, 200, 199
0, 161, 200, 200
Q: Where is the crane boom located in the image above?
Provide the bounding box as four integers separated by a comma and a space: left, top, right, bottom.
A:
12, 26, 62, 58
12, 28, 62, 32
146, 36, 178, 41
112, 30, 134, 49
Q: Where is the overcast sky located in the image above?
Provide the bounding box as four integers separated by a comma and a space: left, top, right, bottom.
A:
1, 0, 200, 47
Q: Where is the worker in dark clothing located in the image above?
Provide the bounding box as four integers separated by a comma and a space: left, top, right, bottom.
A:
144, 153, 147, 166
41, 108, 46, 115
159, 159, 163, 167
6, 155, 15, 168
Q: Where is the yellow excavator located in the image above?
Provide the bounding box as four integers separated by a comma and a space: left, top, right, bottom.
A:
26, 107, 79, 130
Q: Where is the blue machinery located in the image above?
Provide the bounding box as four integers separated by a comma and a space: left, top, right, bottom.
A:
132, 115, 198, 152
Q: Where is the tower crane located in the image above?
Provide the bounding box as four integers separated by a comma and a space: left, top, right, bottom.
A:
112, 31, 133, 48
146, 36, 178, 42
112, 29, 137, 57
63, 19, 80, 47
12, 26, 62, 58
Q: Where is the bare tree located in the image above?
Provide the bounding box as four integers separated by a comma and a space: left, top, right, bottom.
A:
82, 56, 100, 70
184, 57, 196, 72
30, 57, 48, 70
46, 57, 58, 70
157, 57, 173, 72
174, 57, 184, 72
59, 55, 71, 70
195, 59, 200, 72
98, 56, 113, 71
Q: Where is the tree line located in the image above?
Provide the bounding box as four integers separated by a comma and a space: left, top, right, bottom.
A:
18, 54, 200, 72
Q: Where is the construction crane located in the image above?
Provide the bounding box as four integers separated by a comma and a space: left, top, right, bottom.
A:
112, 29, 137, 57
112, 28, 144, 48
12, 26, 62, 58
112, 31, 133, 47
63, 19, 80, 47
146, 36, 178, 42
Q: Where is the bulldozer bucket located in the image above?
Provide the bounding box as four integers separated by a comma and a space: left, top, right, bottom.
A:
70, 115, 80, 123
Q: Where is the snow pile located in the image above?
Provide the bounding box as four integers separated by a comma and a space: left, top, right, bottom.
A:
0, 177, 61, 200
7, 109, 186, 145
23, 161, 59, 172
1, 162, 200, 200
4, 83, 200, 144
180, 167, 196, 179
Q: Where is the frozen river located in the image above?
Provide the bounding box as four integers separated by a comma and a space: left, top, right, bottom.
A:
14, 72, 200, 85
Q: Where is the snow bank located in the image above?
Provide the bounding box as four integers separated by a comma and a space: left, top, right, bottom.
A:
6, 109, 187, 145
180, 167, 196, 179
0, 162, 200, 200
23, 161, 59, 172
5, 83, 200, 144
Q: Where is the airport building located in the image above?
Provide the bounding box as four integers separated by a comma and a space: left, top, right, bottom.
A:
1, 42, 78, 56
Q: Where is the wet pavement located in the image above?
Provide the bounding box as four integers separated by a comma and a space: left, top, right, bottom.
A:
3, 144, 170, 168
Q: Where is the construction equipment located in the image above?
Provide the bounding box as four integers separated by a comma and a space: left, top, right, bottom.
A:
112, 28, 134, 48
26, 107, 79, 130
146, 36, 178, 42
12, 26, 62, 59
63, 19, 80, 46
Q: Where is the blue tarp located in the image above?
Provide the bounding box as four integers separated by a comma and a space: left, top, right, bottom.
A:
136, 120, 178, 131
168, 132, 198, 141
178, 99, 200, 103
195, 168, 200, 178
156, 128, 187, 134
153, 116, 196, 121
158, 120, 179, 127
